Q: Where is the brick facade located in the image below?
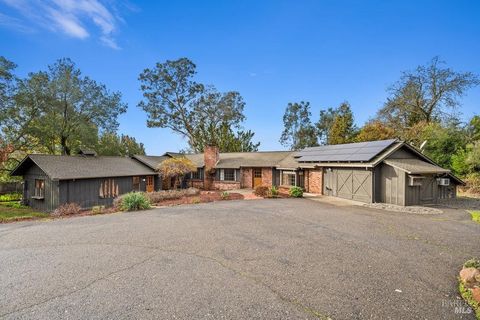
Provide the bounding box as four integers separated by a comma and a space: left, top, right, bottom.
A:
241, 168, 253, 188
189, 180, 204, 189
261, 168, 272, 186
306, 169, 323, 194
204, 146, 219, 190
212, 181, 241, 190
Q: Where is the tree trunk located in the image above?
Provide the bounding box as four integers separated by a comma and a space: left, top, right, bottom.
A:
61, 136, 70, 155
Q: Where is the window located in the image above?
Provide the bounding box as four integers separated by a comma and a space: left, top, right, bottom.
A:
281, 171, 296, 186
190, 168, 203, 180
253, 168, 262, 178
132, 176, 140, 191
34, 179, 45, 198
220, 169, 236, 181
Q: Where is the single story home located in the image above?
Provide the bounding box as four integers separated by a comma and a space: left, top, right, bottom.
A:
10, 152, 161, 211
135, 139, 463, 206
11, 139, 463, 211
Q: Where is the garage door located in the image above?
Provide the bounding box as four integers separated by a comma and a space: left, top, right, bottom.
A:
331, 168, 372, 203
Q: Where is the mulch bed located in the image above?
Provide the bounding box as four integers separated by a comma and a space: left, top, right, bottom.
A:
153, 191, 245, 206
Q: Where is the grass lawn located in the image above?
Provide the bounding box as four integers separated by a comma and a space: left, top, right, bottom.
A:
0, 202, 49, 222
469, 211, 480, 224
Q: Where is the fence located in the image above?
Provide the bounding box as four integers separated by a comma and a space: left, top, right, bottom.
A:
0, 182, 22, 195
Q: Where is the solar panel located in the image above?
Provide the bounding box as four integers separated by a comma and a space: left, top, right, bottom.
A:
295, 139, 397, 162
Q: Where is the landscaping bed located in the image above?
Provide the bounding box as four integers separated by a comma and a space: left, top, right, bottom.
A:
153, 190, 245, 206
458, 258, 480, 319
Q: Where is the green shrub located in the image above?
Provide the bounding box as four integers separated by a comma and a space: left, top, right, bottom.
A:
0, 192, 22, 202
91, 205, 105, 215
2, 201, 28, 209
268, 186, 279, 198
289, 186, 303, 198
464, 258, 480, 269
119, 192, 151, 211
191, 197, 201, 204
254, 186, 269, 197
220, 191, 230, 200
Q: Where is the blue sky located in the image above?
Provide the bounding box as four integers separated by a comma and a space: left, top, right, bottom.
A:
1, 0, 479, 154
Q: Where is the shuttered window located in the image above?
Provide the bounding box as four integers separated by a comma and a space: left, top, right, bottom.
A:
34, 179, 45, 198
99, 179, 119, 198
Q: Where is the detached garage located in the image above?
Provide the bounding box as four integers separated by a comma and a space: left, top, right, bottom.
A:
323, 168, 372, 203
295, 139, 463, 206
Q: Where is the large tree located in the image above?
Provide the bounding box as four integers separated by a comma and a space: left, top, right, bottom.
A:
95, 132, 146, 156
316, 107, 338, 145
193, 122, 260, 152
280, 101, 318, 150
138, 58, 255, 152
355, 121, 397, 142
6, 58, 127, 155
377, 57, 479, 134
318, 102, 357, 145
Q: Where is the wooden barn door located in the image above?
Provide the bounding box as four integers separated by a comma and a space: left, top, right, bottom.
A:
335, 169, 372, 203
146, 176, 154, 192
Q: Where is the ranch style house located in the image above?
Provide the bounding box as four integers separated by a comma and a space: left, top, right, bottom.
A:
11, 139, 463, 211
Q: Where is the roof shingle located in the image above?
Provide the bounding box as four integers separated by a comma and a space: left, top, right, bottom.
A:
12, 154, 156, 180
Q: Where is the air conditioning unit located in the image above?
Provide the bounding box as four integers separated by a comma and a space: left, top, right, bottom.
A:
437, 178, 450, 186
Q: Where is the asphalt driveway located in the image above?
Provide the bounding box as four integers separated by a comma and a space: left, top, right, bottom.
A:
0, 198, 479, 319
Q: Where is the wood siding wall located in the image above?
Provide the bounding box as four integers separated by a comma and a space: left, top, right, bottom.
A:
378, 164, 406, 206
59, 175, 157, 209
23, 165, 59, 212
22, 162, 161, 211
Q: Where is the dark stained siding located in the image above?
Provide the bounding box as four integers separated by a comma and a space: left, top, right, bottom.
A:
273, 169, 281, 186
59, 175, 157, 209
373, 165, 382, 203
23, 164, 59, 212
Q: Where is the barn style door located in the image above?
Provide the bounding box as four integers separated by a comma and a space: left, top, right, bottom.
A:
334, 169, 372, 203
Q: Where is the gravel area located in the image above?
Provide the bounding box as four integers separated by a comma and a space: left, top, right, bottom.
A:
439, 197, 480, 210
363, 202, 443, 214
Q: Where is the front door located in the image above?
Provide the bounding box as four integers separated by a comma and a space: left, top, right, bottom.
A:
253, 168, 262, 188
146, 176, 154, 192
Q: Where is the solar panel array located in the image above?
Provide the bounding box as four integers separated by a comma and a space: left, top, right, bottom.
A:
295, 139, 397, 162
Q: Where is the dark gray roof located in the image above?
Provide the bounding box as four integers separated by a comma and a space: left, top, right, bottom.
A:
132, 155, 170, 169
11, 154, 156, 180
384, 159, 450, 174
295, 139, 398, 163
215, 151, 293, 169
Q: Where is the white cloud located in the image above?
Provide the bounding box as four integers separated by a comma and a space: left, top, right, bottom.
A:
0, 0, 124, 49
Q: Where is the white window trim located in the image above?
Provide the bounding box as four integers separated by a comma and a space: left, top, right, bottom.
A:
281, 170, 297, 186
220, 169, 236, 181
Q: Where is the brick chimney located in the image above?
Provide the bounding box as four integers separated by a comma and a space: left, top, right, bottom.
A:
204, 145, 219, 190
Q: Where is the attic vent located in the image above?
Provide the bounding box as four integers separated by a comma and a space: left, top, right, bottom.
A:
78, 149, 97, 157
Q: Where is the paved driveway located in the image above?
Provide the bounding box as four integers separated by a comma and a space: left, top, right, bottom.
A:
0, 199, 479, 319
